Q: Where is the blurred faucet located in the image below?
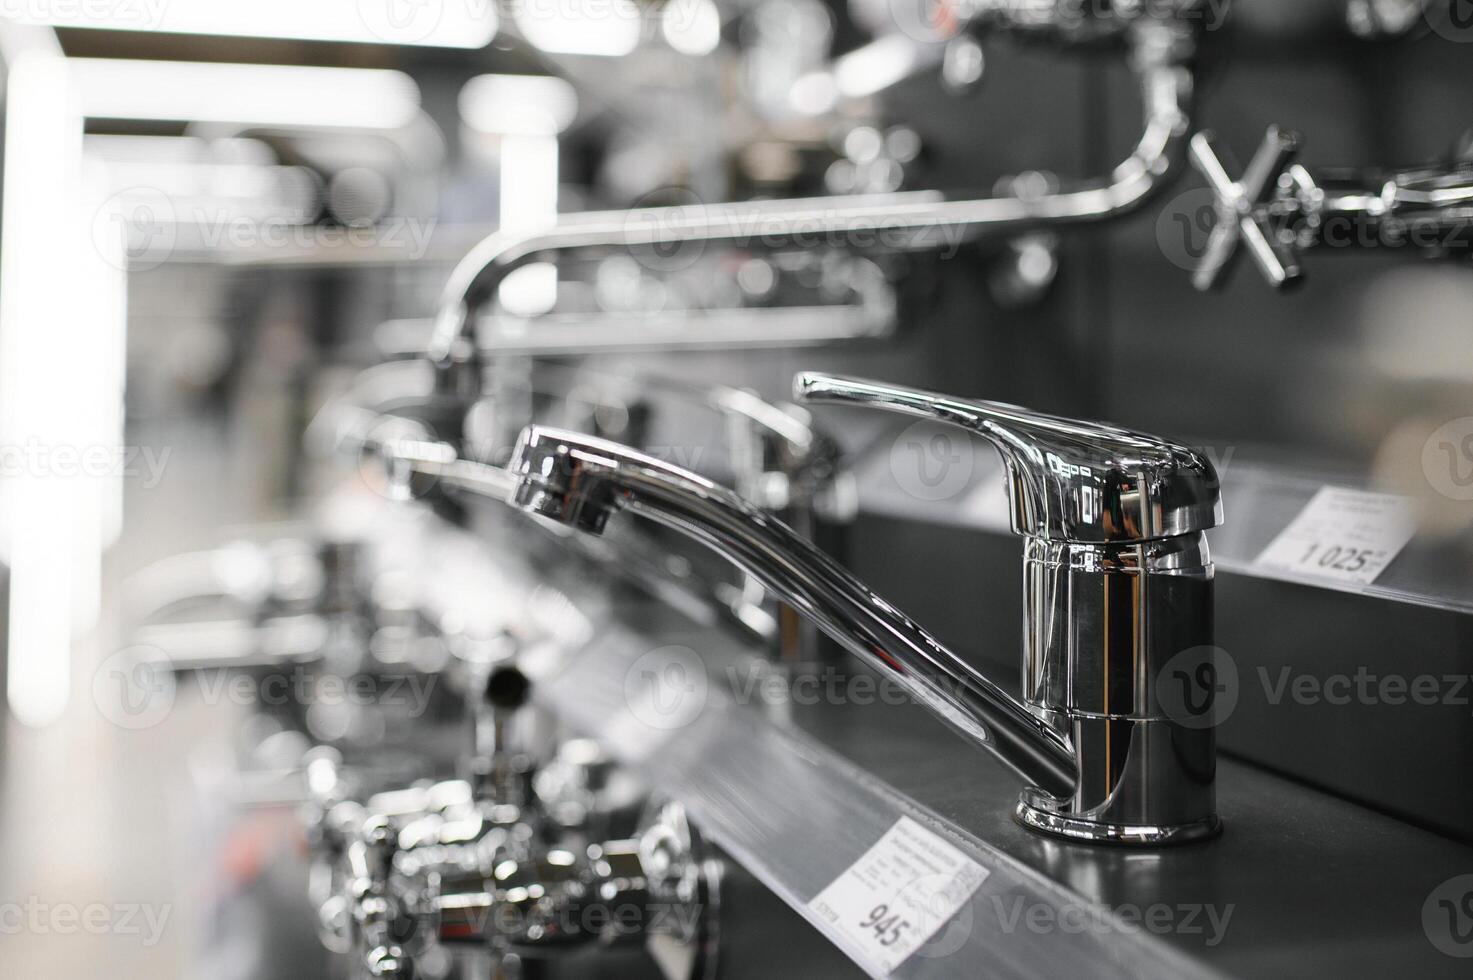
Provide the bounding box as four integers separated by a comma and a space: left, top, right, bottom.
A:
1189, 124, 1473, 290
425, 16, 1196, 382
307, 671, 716, 980
314, 358, 854, 663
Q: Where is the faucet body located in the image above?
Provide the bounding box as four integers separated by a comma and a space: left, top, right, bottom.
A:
507, 374, 1224, 845
1018, 533, 1216, 840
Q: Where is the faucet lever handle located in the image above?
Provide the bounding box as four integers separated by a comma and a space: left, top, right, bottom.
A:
794, 372, 1221, 544
1188, 126, 1305, 291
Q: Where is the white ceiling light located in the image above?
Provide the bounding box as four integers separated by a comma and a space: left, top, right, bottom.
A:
514, 0, 641, 56
0, 0, 498, 48
459, 74, 579, 136
662, 0, 721, 56
70, 59, 422, 130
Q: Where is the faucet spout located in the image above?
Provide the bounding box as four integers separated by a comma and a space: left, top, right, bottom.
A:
508, 424, 1077, 801
426, 21, 1193, 369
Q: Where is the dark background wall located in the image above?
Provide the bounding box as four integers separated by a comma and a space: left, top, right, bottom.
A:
602, 7, 1473, 841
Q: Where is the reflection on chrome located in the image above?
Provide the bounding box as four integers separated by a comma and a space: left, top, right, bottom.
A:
1190, 124, 1473, 290
505, 373, 1224, 845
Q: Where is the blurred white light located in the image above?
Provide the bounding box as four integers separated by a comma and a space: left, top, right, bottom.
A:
85, 135, 276, 168
70, 59, 421, 130
498, 134, 559, 234
79, 162, 130, 560
0, 50, 95, 728
0, 0, 498, 48
459, 74, 578, 136
497, 133, 560, 317
87, 135, 321, 224
790, 34, 926, 115
789, 72, 838, 115
514, 0, 641, 56
833, 35, 921, 98
459, 74, 565, 317
662, 0, 721, 56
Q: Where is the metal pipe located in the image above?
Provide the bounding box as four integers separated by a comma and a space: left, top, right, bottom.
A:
425, 21, 1195, 367
1190, 125, 1473, 289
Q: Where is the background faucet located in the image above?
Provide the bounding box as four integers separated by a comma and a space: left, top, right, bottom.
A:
1189, 123, 1473, 289
425, 18, 1197, 379
317, 357, 854, 663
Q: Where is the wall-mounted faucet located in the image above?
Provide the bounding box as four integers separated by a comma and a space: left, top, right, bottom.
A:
425, 19, 1196, 379
505, 374, 1224, 846
1189, 124, 1473, 290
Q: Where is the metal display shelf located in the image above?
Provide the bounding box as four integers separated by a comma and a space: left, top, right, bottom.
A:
532, 617, 1223, 980
531, 604, 1473, 980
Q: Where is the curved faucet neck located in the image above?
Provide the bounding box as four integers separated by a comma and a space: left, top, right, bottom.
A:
509, 425, 1078, 800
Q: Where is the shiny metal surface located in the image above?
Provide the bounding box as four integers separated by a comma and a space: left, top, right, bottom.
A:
377, 299, 897, 359
530, 601, 1473, 980
305, 663, 717, 979
1191, 124, 1473, 289
794, 375, 1222, 842
468, 254, 898, 353
504, 373, 1225, 844
317, 358, 852, 656
506, 422, 1077, 800
798, 375, 1223, 841
1189, 127, 1306, 291
795, 373, 1223, 544
425, 20, 1195, 368
1014, 534, 1218, 843
537, 616, 1223, 980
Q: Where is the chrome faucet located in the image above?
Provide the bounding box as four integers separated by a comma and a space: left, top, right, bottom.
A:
505, 373, 1224, 846
319, 357, 854, 661
1188, 124, 1473, 290
425, 20, 1195, 374
307, 682, 716, 978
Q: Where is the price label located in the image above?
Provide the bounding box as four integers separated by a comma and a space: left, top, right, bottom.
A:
808, 817, 989, 975
1255, 486, 1417, 586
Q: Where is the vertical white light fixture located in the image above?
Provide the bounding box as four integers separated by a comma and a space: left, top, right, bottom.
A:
496, 133, 561, 316
0, 52, 432, 728
459, 75, 578, 317
0, 45, 96, 728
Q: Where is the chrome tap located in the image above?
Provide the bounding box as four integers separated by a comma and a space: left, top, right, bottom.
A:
1188, 124, 1473, 290
310, 743, 714, 977
505, 374, 1224, 846
320, 357, 854, 661
426, 19, 1195, 374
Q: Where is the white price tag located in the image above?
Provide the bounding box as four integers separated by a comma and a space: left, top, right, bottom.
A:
1255, 486, 1417, 586
808, 817, 989, 976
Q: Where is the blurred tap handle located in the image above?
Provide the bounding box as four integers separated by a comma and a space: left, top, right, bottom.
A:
1189, 126, 1305, 291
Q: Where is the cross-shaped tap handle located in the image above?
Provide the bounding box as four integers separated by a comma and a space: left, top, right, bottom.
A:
1188, 126, 1305, 291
